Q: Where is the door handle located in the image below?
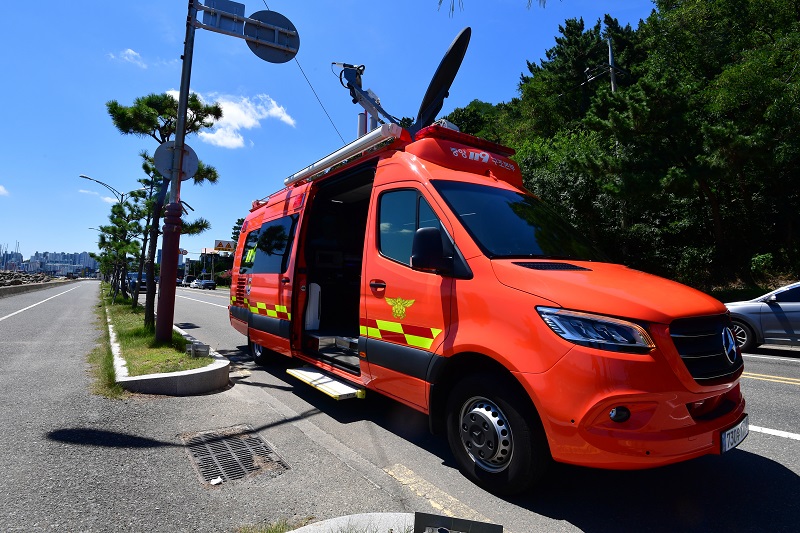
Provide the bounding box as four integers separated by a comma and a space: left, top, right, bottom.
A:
281, 277, 291, 284
369, 280, 386, 290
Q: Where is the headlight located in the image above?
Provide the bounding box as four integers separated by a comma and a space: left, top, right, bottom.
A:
536, 307, 655, 354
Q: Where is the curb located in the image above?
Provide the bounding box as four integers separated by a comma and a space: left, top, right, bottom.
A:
106, 312, 230, 396
291, 513, 413, 533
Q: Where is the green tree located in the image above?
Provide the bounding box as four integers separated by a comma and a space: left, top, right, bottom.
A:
107, 92, 222, 329
582, 0, 800, 282
231, 217, 245, 243
94, 200, 142, 303
438, 2, 798, 286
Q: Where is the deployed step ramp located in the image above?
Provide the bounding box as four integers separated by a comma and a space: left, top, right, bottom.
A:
286, 367, 365, 400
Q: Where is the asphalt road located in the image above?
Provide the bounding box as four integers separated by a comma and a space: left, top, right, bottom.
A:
2, 281, 799, 532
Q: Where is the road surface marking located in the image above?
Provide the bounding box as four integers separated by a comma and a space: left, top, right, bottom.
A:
751, 426, 800, 441
0, 286, 80, 323
742, 372, 800, 386
177, 294, 228, 309
743, 354, 800, 363
385, 464, 506, 530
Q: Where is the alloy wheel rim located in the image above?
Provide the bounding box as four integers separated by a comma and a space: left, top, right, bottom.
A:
731, 324, 748, 347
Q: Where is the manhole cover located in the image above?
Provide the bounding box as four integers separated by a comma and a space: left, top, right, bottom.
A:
182, 425, 289, 485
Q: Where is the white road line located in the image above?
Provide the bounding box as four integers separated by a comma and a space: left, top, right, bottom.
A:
743, 354, 800, 363
177, 294, 228, 309
751, 425, 800, 441
0, 286, 81, 323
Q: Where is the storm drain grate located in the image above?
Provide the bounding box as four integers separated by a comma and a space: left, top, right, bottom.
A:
182, 425, 290, 485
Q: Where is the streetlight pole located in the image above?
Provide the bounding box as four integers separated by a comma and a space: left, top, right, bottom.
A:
80, 175, 145, 296
80, 174, 125, 203
79, 174, 143, 204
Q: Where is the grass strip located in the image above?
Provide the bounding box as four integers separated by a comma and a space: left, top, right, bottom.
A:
88, 298, 126, 398
101, 285, 211, 377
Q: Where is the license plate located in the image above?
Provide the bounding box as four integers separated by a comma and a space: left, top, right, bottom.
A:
721, 414, 749, 453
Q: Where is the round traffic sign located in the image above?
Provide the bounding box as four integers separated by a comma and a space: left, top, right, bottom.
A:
153, 141, 199, 182
245, 10, 299, 64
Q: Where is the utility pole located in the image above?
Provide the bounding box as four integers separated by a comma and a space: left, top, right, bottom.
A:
608, 37, 618, 93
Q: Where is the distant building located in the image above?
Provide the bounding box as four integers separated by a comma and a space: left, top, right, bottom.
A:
13, 251, 98, 274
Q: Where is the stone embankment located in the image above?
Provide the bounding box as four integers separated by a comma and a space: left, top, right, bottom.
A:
0, 272, 53, 287
0, 272, 78, 299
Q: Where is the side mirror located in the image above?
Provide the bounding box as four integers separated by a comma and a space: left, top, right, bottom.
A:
411, 227, 452, 275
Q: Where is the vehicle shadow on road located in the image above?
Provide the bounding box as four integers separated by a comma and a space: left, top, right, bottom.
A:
242, 353, 800, 531
240, 353, 453, 463
507, 450, 800, 532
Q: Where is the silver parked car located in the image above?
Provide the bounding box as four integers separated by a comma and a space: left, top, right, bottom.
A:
725, 282, 800, 350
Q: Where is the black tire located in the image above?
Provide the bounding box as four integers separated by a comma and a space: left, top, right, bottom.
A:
249, 337, 269, 365
446, 373, 550, 495
731, 320, 755, 351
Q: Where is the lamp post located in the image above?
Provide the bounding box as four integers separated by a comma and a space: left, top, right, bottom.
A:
79, 174, 145, 204
80, 175, 145, 296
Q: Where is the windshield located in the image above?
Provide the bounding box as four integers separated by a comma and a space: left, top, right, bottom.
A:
432, 180, 607, 261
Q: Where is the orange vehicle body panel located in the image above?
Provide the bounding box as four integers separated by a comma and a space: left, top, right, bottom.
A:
229, 125, 746, 472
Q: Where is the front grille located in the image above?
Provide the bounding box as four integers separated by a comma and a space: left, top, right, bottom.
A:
670, 314, 743, 383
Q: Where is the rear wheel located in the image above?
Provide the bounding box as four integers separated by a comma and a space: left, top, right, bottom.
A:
249, 337, 269, 365
446, 374, 550, 495
731, 320, 755, 351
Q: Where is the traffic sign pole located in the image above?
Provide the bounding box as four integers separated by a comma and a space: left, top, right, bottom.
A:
155, 0, 299, 342
156, 0, 197, 342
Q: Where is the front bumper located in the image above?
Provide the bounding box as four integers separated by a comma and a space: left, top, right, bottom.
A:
516, 342, 746, 469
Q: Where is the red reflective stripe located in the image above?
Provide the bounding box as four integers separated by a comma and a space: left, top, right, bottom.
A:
381, 332, 407, 344
360, 318, 437, 341
401, 324, 434, 338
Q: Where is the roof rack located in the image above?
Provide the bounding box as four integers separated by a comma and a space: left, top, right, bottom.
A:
284, 123, 405, 187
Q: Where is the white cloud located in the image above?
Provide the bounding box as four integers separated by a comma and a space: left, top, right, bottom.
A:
0, 185, 9, 196
169, 92, 295, 149
109, 48, 147, 69
79, 189, 116, 204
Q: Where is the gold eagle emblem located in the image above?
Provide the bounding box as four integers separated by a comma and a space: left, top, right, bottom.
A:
386, 297, 415, 319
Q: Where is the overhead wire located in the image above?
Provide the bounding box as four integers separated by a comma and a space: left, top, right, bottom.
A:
261, 1, 345, 144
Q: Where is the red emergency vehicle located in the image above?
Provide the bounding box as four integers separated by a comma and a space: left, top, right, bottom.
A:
229, 29, 747, 494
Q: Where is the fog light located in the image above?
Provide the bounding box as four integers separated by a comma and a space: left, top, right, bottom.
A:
609, 406, 631, 423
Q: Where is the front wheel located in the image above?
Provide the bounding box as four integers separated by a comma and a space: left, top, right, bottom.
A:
446, 374, 550, 495
731, 320, 756, 351
249, 338, 269, 365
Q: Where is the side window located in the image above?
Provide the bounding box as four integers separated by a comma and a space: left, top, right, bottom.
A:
239, 214, 298, 274
379, 190, 441, 266
239, 228, 260, 274
775, 286, 800, 303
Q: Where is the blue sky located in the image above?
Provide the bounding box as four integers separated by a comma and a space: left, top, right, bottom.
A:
0, 0, 653, 261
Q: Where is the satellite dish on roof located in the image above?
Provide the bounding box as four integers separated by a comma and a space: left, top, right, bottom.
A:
409, 27, 471, 135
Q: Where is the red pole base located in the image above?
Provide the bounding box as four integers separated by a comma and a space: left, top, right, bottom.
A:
155, 202, 183, 342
